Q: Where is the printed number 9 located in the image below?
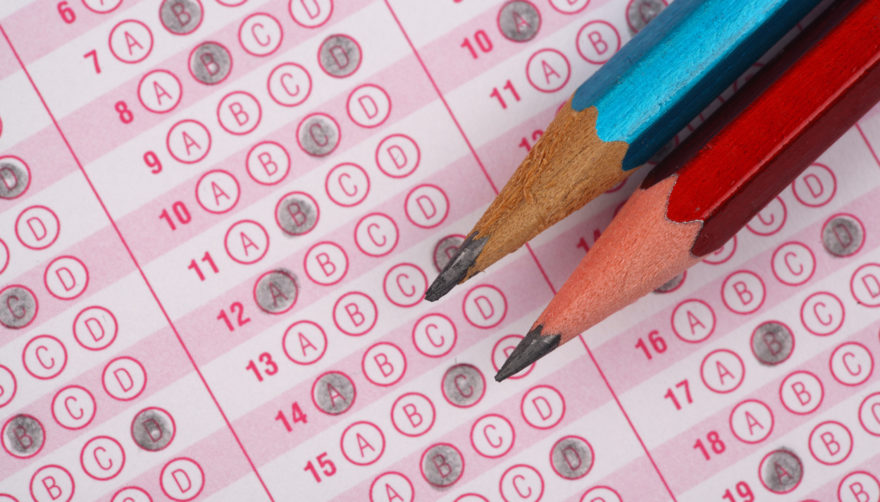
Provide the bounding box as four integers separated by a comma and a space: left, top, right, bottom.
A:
144, 151, 162, 174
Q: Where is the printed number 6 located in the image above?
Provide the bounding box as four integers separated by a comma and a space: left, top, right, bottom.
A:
57, 1, 76, 23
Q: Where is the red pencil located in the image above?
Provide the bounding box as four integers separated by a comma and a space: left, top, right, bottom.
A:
497, 0, 880, 381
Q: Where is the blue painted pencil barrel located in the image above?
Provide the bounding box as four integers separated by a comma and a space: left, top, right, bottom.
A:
571, 0, 821, 169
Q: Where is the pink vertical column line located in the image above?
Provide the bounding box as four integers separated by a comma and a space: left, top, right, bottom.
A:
384, 5, 673, 497
382, 0, 557, 295
856, 123, 880, 167
0, 25, 276, 502
579, 335, 680, 502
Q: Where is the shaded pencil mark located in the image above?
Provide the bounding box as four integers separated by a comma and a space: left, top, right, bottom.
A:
425, 233, 486, 302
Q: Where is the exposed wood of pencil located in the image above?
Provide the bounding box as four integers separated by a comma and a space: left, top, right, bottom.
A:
467, 104, 628, 280
428, 0, 822, 303
537, 0, 880, 346
539, 176, 701, 345
495, 0, 880, 381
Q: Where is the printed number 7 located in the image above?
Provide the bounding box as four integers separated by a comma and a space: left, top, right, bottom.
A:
83, 50, 101, 74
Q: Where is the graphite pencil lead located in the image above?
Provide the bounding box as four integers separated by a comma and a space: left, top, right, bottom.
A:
495, 325, 560, 382
424, 233, 487, 302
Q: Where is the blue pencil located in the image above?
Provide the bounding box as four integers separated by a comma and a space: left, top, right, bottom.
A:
425, 0, 822, 302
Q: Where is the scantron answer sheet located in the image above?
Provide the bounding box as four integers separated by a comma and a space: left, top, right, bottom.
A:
1, 0, 879, 501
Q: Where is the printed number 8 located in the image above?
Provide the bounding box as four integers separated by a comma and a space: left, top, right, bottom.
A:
115, 101, 133, 124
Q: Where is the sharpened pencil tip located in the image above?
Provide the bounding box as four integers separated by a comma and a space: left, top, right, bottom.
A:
495, 325, 560, 382
424, 233, 488, 302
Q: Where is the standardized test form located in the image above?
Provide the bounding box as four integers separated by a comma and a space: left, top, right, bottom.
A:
1, 0, 880, 500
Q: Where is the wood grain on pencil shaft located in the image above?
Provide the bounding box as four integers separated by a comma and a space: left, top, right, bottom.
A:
536, 176, 701, 346
466, 105, 627, 282
541, 0, 880, 340
498, 0, 880, 380
429, 0, 821, 300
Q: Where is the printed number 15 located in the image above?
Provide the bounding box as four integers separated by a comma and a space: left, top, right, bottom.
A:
304, 453, 336, 483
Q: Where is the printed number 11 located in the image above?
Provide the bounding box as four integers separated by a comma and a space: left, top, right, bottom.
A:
490, 80, 521, 109
188, 251, 218, 281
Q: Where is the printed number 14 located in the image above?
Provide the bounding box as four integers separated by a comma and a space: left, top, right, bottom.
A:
275, 402, 308, 432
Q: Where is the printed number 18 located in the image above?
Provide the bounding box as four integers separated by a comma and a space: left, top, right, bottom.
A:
693, 431, 726, 460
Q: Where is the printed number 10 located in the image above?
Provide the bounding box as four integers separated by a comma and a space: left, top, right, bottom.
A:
461, 30, 493, 58
159, 201, 191, 230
